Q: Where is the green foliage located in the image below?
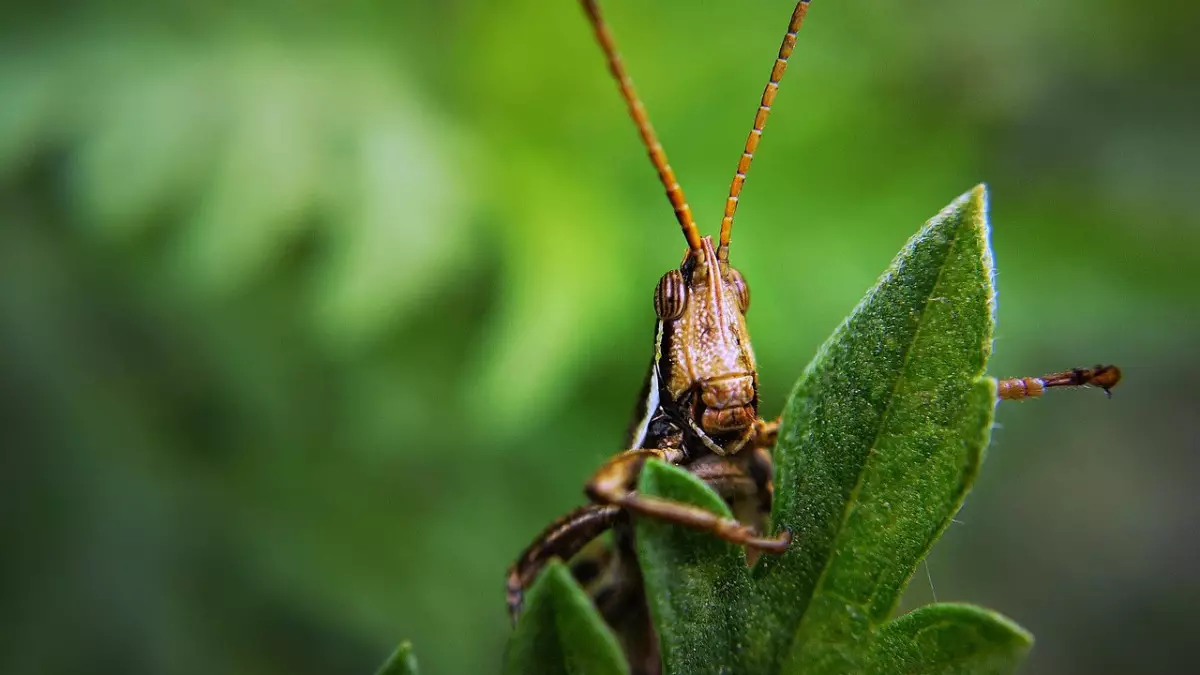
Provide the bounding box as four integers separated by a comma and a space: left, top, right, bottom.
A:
502, 561, 629, 675
0, 3, 1186, 675
868, 604, 1031, 675
760, 186, 1005, 673
635, 461, 753, 675
497, 187, 1031, 675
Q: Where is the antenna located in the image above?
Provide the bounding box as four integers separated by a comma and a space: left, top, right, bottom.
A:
718, 0, 811, 262
580, 0, 704, 256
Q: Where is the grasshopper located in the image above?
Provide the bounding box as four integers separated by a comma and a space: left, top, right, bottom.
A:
506, 1, 1121, 672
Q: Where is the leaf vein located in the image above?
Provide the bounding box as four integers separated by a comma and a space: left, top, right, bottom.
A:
791, 218, 966, 651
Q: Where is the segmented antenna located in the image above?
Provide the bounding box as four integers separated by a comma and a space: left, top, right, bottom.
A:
718, 0, 811, 262
581, 0, 704, 256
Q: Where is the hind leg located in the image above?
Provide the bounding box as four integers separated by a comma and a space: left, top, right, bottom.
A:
506, 504, 623, 623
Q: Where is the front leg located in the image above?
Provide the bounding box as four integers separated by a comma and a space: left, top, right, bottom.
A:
585, 449, 791, 552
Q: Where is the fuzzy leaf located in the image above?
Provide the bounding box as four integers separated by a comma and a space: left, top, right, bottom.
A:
375, 641, 419, 675
490, 187, 1027, 675
868, 603, 1032, 675
635, 460, 753, 675
503, 560, 630, 675
753, 186, 1001, 672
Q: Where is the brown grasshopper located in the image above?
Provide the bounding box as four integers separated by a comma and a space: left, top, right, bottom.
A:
506, 1, 1121, 672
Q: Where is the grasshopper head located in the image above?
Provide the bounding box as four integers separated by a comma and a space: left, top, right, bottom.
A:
653, 236, 757, 444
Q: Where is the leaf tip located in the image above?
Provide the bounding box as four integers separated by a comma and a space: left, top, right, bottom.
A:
955, 184, 997, 355
873, 603, 1033, 675
375, 640, 419, 675
504, 558, 631, 675
954, 183, 990, 238
639, 458, 731, 516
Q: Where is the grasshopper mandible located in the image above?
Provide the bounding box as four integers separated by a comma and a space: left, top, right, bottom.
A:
506, 1, 1121, 670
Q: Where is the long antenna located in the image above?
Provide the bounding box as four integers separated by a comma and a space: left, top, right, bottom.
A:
718, 0, 811, 262
581, 0, 704, 256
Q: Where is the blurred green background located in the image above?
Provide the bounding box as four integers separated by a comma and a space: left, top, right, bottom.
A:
2, 0, 1197, 673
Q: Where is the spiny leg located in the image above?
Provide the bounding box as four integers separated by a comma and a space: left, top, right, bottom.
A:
746, 444, 777, 567
748, 444, 775, 518
998, 364, 1122, 401
585, 449, 791, 552
721, 415, 779, 456
752, 364, 1121, 434
588, 528, 661, 675
752, 417, 779, 449
506, 503, 623, 623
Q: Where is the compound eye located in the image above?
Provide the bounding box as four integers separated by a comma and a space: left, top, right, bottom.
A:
654, 269, 687, 320
728, 267, 750, 312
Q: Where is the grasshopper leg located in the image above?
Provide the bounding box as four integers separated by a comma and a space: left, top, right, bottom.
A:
748, 444, 775, 517
744, 444, 777, 567
997, 364, 1122, 401
753, 417, 780, 448
506, 504, 624, 624
585, 449, 791, 553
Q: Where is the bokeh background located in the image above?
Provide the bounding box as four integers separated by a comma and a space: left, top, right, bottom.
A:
2, 0, 1197, 673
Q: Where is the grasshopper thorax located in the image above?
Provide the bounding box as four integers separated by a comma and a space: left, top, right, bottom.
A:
650, 236, 758, 453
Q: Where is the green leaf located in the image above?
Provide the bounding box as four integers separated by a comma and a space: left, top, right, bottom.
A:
503, 560, 630, 675
492, 187, 1028, 675
753, 185, 1000, 672
375, 641, 420, 675
869, 603, 1032, 675
635, 460, 753, 675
